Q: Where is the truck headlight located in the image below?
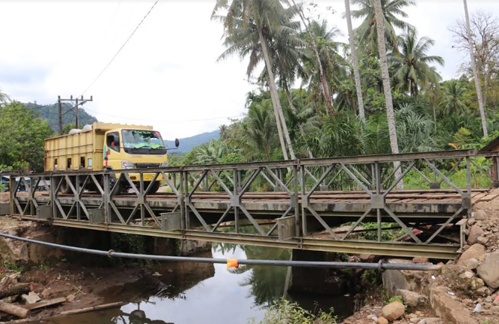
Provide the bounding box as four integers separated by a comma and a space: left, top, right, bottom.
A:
160, 161, 168, 167
121, 161, 135, 169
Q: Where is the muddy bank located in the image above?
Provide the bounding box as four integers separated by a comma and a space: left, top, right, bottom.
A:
0, 216, 214, 323
0, 250, 216, 323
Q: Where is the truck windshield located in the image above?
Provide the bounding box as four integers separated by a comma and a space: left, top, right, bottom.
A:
122, 130, 166, 154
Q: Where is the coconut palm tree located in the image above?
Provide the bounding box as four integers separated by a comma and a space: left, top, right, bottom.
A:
351, 0, 415, 53
300, 20, 346, 115
373, 0, 398, 154
391, 29, 444, 97
287, 0, 333, 114
256, 12, 314, 157
212, 0, 297, 160
439, 80, 469, 117
374, 0, 403, 188
344, 0, 366, 121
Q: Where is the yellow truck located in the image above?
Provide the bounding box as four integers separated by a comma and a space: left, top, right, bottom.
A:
44, 122, 176, 194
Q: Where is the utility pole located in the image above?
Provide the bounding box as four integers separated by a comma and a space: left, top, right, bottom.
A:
58, 96, 63, 135
57, 95, 93, 134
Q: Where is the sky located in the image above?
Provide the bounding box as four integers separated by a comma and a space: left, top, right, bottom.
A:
0, 0, 498, 140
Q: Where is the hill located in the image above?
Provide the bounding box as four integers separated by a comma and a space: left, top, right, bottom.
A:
24, 100, 217, 153
26, 102, 98, 133
165, 130, 219, 153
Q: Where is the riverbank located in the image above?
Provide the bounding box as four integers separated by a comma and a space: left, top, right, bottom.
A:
2, 188, 499, 323
0, 261, 154, 323
0, 219, 438, 324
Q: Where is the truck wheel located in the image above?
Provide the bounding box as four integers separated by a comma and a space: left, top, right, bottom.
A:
108, 174, 123, 195
146, 181, 160, 194
58, 177, 74, 194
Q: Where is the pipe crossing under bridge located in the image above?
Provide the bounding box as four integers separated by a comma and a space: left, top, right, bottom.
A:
4, 149, 499, 260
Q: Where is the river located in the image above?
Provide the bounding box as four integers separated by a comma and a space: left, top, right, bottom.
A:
46, 245, 354, 324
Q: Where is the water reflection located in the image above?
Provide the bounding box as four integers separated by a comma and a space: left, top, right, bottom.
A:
217, 244, 290, 306
46, 245, 353, 324
98, 247, 263, 323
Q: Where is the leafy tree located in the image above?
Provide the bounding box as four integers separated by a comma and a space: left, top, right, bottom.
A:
439, 79, 469, 117
361, 112, 391, 154
357, 54, 384, 113
0, 88, 10, 106
451, 10, 499, 107
212, 0, 298, 160
391, 28, 444, 97
242, 98, 280, 161
306, 110, 363, 158
26, 102, 97, 134
0, 101, 54, 172
256, 11, 314, 156
300, 20, 346, 115
395, 104, 437, 152
351, 0, 415, 53
283, 89, 319, 157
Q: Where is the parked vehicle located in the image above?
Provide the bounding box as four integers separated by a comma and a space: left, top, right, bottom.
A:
0, 176, 9, 192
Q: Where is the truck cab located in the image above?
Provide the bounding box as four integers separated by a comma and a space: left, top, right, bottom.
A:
104, 128, 169, 192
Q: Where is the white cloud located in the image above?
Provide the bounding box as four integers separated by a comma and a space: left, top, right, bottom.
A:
0, 0, 498, 139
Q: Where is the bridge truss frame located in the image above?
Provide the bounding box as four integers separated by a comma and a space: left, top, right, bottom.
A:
6, 149, 496, 259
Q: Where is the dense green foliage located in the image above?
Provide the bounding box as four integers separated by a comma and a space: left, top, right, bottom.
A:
26, 102, 97, 134
0, 92, 96, 171
251, 297, 337, 324
176, 1, 499, 167
0, 101, 54, 172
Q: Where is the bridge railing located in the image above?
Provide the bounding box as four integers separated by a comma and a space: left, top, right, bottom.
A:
7, 149, 494, 247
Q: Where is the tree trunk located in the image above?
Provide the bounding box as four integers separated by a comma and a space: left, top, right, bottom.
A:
0, 283, 30, 299
344, 0, 366, 121
0, 301, 29, 318
374, 0, 403, 189
258, 26, 295, 160
463, 0, 488, 137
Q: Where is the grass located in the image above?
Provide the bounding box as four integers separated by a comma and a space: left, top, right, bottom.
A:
249, 298, 337, 324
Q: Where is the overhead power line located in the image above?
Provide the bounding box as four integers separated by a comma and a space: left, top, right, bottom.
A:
81, 0, 160, 95
82, 106, 245, 123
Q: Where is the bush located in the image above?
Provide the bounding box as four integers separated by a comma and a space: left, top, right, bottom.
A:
251, 297, 337, 324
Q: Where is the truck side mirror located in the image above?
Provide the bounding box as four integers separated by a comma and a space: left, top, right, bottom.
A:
174, 138, 180, 148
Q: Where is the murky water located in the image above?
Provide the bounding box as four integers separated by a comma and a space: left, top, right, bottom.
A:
45, 245, 354, 324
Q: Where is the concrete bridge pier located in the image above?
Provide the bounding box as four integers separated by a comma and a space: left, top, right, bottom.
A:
288, 250, 354, 296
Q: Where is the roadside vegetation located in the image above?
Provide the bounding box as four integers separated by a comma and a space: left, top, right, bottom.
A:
251, 298, 337, 324
180, 1, 499, 171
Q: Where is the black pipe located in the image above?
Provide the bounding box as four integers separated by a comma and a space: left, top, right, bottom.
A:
0, 232, 441, 271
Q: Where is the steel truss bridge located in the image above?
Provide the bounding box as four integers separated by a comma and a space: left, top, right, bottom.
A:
5, 149, 499, 260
